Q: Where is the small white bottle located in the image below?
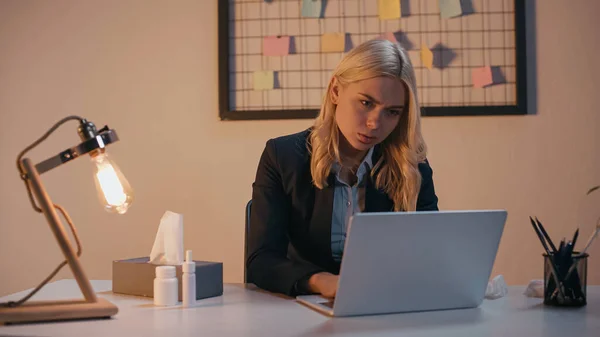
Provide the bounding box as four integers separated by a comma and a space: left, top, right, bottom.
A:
182, 250, 196, 307
154, 266, 178, 306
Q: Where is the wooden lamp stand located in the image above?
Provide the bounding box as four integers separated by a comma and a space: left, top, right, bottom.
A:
0, 117, 128, 324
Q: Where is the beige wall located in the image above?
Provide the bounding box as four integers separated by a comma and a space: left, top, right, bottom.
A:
1, 0, 599, 297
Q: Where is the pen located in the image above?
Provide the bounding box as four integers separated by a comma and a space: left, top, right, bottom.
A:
529, 216, 566, 301
530, 217, 551, 254
557, 239, 564, 257
534, 217, 557, 253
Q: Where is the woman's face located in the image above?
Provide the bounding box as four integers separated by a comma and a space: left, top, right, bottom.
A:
331, 76, 406, 153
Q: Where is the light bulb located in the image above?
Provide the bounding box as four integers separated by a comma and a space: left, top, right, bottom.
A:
91, 151, 134, 214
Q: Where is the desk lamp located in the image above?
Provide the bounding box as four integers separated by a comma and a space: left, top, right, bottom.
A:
0, 116, 133, 324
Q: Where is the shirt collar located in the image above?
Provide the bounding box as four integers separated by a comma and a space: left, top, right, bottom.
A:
362, 146, 374, 170
332, 146, 375, 181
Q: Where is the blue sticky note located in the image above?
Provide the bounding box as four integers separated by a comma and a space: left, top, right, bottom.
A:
439, 0, 462, 19
302, 0, 322, 18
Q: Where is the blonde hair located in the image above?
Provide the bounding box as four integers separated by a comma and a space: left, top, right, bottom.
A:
309, 39, 427, 212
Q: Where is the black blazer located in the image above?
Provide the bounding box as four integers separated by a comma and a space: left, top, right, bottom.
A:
247, 129, 439, 296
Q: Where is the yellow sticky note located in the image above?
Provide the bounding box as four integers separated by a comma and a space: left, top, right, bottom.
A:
421, 45, 433, 70
321, 33, 345, 53
253, 71, 274, 90
378, 0, 400, 20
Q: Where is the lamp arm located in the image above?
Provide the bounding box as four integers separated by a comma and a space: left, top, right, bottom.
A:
16, 115, 84, 213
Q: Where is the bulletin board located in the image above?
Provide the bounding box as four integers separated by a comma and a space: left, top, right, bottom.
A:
218, 0, 527, 120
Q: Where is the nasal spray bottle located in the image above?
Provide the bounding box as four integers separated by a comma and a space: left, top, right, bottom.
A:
182, 249, 196, 307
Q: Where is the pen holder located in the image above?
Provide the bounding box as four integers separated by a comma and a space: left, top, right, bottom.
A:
543, 252, 588, 307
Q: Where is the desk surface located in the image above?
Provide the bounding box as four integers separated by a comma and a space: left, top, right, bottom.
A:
1, 280, 599, 336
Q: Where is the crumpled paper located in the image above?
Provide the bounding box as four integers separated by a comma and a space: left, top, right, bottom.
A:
485, 275, 509, 299
523, 279, 544, 298
149, 211, 184, 265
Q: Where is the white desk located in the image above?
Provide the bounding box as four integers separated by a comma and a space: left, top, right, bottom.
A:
1, 280, 599, 336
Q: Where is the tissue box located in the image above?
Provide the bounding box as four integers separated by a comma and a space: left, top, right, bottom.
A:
112, 257, 223, 301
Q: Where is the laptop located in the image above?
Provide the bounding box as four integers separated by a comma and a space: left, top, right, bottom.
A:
296, 210, 507, 317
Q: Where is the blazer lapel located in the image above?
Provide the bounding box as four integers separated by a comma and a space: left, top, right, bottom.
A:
309, 173, 335, 267
365, 174, 394, 212
365, 145, 394, 212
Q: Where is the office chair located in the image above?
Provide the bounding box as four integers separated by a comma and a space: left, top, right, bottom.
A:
244, 199, 311, 285
244, 200, 252, 283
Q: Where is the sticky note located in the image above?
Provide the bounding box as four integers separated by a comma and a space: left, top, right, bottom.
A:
378, 0, 400, 20
439, 0, 462, 19
421, 45, 433, 70
302, 0, 322, 18
321, 33, 345, 53
472, 66, 493, 88
263, 36, 290, 56
381, 32, 397, 43
253, 71, 274, 90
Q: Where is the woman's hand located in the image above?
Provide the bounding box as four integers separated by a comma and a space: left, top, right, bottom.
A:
308, 272, 339, 298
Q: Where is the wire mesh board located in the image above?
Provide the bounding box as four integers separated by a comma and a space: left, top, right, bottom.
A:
218, 0, 527, 120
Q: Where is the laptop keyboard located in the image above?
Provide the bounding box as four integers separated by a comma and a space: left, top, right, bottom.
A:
322, 300, 334, 308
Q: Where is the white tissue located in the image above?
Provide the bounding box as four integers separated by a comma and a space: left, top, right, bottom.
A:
485, 275, 508, 299
523, 279, 544, 298
149, 211, 184, 265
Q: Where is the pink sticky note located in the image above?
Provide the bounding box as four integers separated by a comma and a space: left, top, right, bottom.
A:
472, 66, 493, 88
381, 32, 397, 43
263, 36, 290, 56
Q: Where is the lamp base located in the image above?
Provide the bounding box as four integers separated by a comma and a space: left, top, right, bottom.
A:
0, 298, 118, 325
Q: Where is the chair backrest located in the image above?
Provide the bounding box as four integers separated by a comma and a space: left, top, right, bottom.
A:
244, 200, 252, 283
243, 199, 310, 284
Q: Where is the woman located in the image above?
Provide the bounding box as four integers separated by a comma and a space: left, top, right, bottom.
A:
247, 39, 439, 298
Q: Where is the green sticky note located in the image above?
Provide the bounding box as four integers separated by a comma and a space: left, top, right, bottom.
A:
253, 71, 274, 90
302, 0, 322, 18
439, 0, 462, 19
